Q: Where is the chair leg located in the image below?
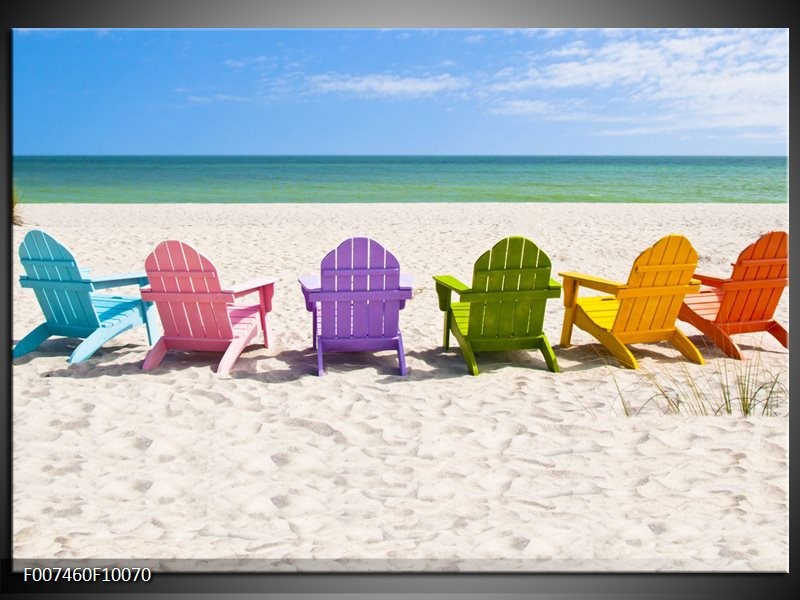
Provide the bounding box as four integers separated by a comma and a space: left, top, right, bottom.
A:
316, 339, 325, 376
69, 320, 133, 363
767, 321, 788, 348
538, 334, 559, 373
707, 327, 743, 360
217, 333, 252, 376
442, 312, 451, 349
682, 309, 744, 360
397, 333, 407, 376
312, 308, 318, 350
12, 323, 52, 359
143, 302, 159, 346
142, 337, 168, 371
217, 323, 258, 375
560, 278, 578, 347
451, 327, 479, 375
595, 329, 638, 369
575, 310, 638, 369
670, 329, 705, 365
260, 310, 270, 348
560, 307, 576, 347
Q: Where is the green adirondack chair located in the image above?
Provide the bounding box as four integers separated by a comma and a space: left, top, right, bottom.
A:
433, 236, 562, 375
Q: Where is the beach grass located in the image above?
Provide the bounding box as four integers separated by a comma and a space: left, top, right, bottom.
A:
606, 342, 787, 417
13, 186, 23, 225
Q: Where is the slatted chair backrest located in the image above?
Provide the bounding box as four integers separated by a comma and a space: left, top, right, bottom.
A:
319, 238, 404, 340
18, 229, 100, 330
612, 235, 698, 335
142, 240, 234, 341
715, 231, 788, 325
464, 237, 555, 340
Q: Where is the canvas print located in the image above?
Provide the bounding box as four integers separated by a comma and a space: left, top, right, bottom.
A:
11, 28, 788, 572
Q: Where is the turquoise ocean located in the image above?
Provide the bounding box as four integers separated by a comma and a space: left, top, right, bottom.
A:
12, 155, 787, 204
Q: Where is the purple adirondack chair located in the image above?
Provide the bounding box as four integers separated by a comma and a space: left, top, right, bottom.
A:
299, 237, 413, 376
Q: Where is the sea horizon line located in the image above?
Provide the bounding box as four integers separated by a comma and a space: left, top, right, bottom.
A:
13, 153, 788, 159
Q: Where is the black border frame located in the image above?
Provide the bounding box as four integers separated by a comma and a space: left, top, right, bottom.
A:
2, 1, 795, 597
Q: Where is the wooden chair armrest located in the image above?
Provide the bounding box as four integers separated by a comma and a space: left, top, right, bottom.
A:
226, 277, 276, 298
90, 272, 149, 290
558, 271, 624, 294
226, 277, 275, 314
298, 274, 319, 292
298, 275, 319, 311
433, 275, 470, 293
559, 271, 623, 308
691, 273, 728, 287
433, 275, 470, 311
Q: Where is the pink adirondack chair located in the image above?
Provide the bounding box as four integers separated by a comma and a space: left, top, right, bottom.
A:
299, 237, 413, 376
140, 240, 275, 375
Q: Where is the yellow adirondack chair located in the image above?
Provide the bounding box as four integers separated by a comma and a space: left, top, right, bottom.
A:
559, 235, 704, 369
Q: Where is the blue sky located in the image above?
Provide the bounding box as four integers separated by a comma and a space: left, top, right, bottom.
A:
13, 28, 788, 155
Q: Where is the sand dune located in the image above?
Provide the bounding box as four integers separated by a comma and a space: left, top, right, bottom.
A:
12, 202, 789, 571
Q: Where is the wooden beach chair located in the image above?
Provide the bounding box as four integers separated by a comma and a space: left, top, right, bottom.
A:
559, 234, 704, 369
433, 236, 562, 375
678, 231, 788, 359
13, 229, 157, 363
298, 237, 413, 376
140, 240, 275, 375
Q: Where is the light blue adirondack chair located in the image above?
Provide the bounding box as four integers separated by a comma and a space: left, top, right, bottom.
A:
13, 229, 158, 363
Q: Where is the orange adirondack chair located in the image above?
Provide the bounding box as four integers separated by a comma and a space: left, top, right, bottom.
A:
140, 240, 275, 375
560, 235, 704, 369
678, 231, 788, 359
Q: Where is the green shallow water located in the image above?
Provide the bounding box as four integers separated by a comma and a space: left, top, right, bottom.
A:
12, 155, 788, 204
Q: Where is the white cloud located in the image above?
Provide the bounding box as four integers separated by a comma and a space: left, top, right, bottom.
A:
535, 28, 563, 39
489, 68, 541, 92
466, 34, 485, 44
14, 27, 113, 36
187, 93, 250, 104
490, 29, 788, 140
308, 73, 467, 98
492, 99, 553, 115
599, 28, 632, 39
545, 44, 591, 58
597, 125, 676, 137
224, 56, 272, 70
500, 28, 545, 38
542, 41, 670, 88
491, 98, 636, 123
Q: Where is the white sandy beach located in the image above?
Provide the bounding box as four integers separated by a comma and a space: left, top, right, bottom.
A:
11, 202, 789, 571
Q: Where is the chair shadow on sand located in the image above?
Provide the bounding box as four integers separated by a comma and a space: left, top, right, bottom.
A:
20, 341, 421, 383
11, 337, 148, 378
554, 332, 787, 375
405, 347, 558, 379
15, 333, 786, 382
234, 348, 416, 384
